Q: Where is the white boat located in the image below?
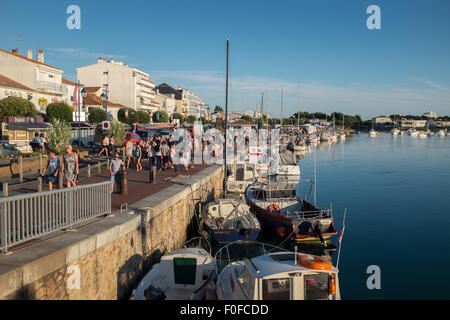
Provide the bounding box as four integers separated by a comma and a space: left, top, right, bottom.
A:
306, 135, 319, 144
274, 153, 300, 179
437, 130, 446, 137
369, 129, 377, 137
215, 241, 340, 300
447, 131, 450, 137
293, 144, 308, 152
227, 163, 258, 194
339, 133, 346, 140
392, 128, 400, 136
418, 132, 427, 138
408, 129, 419, 137
201, 199, 261, 243
130, 238, 216, 300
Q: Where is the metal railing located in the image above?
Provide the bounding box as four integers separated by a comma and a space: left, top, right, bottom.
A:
0, 181, 111, 253
285, 209, 331, 220
36, 81, 64, 94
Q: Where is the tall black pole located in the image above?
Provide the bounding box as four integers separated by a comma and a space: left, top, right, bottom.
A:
77, 81, 81, 148
224, 39, 229, 197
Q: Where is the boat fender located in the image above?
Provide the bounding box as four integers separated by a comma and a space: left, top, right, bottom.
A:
276, 226, 287, 237
266, 204, 281, 213
328, 274, 336, 295
298, 255, 332, 271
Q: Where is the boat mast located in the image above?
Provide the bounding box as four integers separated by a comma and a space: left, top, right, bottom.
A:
280, 85, 283, 134
224, 39, 229, 197
297, 85, 301, 129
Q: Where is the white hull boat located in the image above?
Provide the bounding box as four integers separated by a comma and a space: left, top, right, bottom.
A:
369, 129, 377, 137
130, 238, 216, 300
215, 241, 340, 300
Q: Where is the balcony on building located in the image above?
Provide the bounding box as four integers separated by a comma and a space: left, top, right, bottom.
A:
36, 80, 64, 95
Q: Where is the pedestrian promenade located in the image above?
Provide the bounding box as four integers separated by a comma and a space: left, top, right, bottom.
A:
77, 159, 209, 211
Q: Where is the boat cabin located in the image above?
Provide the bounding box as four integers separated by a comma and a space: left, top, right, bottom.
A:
219, 251, 340, 300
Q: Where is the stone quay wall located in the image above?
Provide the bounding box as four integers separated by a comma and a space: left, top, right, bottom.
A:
0, 165, 223, 300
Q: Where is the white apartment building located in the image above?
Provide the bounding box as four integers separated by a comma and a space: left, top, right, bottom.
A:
374, 116, 393, 124
0, 48, 70, 113
176, 87, 205, 118
423, 111, 437, 119
77, 58, 155, 111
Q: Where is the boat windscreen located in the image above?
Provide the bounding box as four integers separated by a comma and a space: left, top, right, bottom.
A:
262, 188, 296, 199
173, 258, 197, 285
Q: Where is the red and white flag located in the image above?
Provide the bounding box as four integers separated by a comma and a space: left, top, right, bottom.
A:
339, 209, 347, 245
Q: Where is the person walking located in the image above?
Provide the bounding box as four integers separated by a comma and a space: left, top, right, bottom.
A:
161, 141, 170, 170
134, 142, 142, 172
154, 137, 162, 171
98, 134, 110, 157
169, 144, 175, 170
62, 145, 79, 188
109, 135, 116, 155
41, 150, 59, 191
109, 153, 124, 193
125, 138, 133, 169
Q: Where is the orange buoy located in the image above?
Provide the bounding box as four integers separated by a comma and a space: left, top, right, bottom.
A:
298, 255, 332, 271
328, 274, 336, 295
266, 204, 281, 213
276, 226, 287, 237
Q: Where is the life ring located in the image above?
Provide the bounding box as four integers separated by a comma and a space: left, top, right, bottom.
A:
298, 255, 332, 271
276, 226, 287, 237
266, 204, 281, 213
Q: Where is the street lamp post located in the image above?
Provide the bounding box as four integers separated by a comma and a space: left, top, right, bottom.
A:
100, 92, 108, 121
77, 82, 86, 149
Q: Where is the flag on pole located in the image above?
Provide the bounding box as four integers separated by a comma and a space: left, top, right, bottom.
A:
73, 84, 79, 111
339, 209, 347, 245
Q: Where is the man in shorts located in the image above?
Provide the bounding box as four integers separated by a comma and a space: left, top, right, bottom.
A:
41, 150, 59, 191
109, 153, 124, 193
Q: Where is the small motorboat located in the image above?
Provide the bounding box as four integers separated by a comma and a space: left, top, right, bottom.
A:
130, 238, 216, 300
408, 129, 419, 137
202, 199, 261, 243
273, 153, 300, 179
369, 129, 377, 137
418, 132, 427, 138
339, 133, 346, 140
392, 128, 400, 136
245, 181, 337, 241
437, 130, 446, 137
227, 163, 258, 194
215, 241, 340, 300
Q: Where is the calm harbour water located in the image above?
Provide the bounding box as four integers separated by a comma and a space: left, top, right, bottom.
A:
290, 133, 450, 299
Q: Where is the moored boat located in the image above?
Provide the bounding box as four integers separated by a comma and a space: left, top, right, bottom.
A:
215, 241, 340, 300
130, 238, 216, 300
201, 199, 261, 243
245, 181, 337, 241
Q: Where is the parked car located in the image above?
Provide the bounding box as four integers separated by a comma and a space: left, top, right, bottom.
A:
124, 132, 141, 144
0, 142, 20, 157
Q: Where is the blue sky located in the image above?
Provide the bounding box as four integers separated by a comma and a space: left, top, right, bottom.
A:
1, 0, 450, 119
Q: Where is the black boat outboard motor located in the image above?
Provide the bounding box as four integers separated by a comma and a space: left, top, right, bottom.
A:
239, 228, 253, 238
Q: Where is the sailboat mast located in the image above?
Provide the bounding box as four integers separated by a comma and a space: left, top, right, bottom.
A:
280, 85, 283, 133
297, 85, 301, 129
224, 39, 229, 196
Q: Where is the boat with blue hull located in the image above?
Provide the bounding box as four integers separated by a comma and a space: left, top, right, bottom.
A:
202, 199, 261, 243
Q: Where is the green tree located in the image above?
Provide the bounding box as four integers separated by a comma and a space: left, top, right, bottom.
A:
187, 115, 197, 124
118, 108, 138, 125
47, 119, 71, 155
173, 113, 183, 122
46, 102, 73, 122
241, 115, 253, 122
136, 110, 150, 124
109, 120, 125, 147
88, 107, 106, 123
0, 97, 37, 120
153, 111, 169, 123
214, 106, 223, 113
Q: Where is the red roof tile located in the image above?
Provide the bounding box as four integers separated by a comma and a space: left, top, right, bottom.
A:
0, 48, 61, 71
0, 74, 33, 91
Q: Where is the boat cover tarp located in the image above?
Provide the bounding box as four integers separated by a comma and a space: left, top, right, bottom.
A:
278, 153, 297, 166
